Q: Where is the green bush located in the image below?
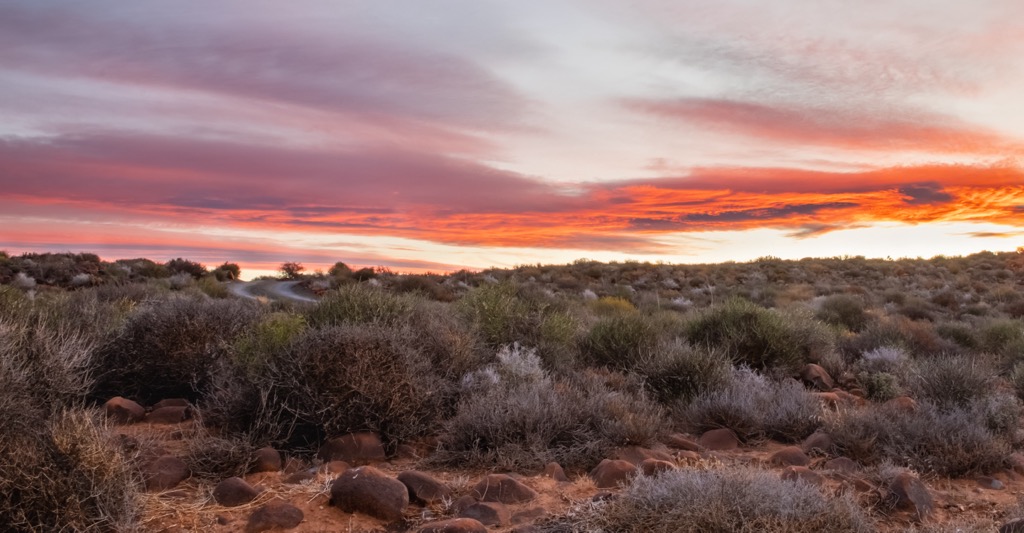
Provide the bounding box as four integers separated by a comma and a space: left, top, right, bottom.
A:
539, 465, 870, 533
583, 312, 658, 368
232, 312, 307, 372
686, 298, 832, 372
681, 368, 821, 443
632, 340, 732, 404
816, 294, 869, 332
307, 283, 414, 328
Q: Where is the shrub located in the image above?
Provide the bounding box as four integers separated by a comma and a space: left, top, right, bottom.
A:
588, 296, 636, 316
685, 298, 832, 372
583, 312, 658, 368
632, 340, 732, 404
268, 324, 448, 448
211, 262, 241, 281
815, 294, 869, 332
184, 430, 257, 480
539, 465, 870, 533
909, 354, 994, 409
0, 408, 143, 532
232, 312, 307, 372
279, 261, 304, 280
165, 257, 206, 279
306, 283, 413, 328
681, 368, 821, 443
439, 345, 664, 471
93, 295, 264, 403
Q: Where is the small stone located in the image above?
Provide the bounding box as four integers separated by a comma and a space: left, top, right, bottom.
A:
813, 392, 842, 409
543, 462, 569, 482
589, 459, 636, 489
213, 477, 259, 507
152, 398, 190, 410
799, 363, 835, 391
317, 432, 387, 465
824, 457, 860, 474
145, 405, 190, 424
323, 461, 350, 475
511, 507, 545, 525
417, 518, 488, 533
801, 432, 833, 455
329, 466, 408, 521
142, 455, 190, 492
780, 466, 824, 485
104, 397, 145, 424
639, 458, 676, 476
676, 450, 700, 463
398, 470, 451, 504
663, 434, 701, 451
613, 446, 674, 465
459, 501, 509, 526
978, 476, 1005, 490
251, 447, 282, 473
246, 501, 304, 532
699, 428, 740, 451
768, 446, 810, 467
470, 474, 537, 504
889, 472, 934, 520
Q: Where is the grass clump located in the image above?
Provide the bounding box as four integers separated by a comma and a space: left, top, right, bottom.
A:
539, 465, 870, 533
681, 368, 822, 443
632, 340, 733, 404
583, 311, 659, 368
306, 283, 414, 328
816, 294, 869, 332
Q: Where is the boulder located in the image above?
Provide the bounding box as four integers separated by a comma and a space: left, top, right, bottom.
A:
213, 477, 259, 507
978, 476, 1005, 490
799, 363, 834, 391
801, 432, 833, 455
699, 428, 739, 451
330, 466, 408, 521
613, 446, 674, 465
246, 501, 304, 532
104, 397, 145, 424
543, 462, 569, 482
780, 466, 824, 486
663, 434, 701, 451
1007, 453, 1024, 476
813, 392, 841, 409
889, 472, 933, 520
824, 457, 860, 474
459, 501, 509, 526
768, 446, 810, 467
145, 405, 190, 424
323, 460, 350, 475
143, 455, 190, 492
251, 447, 282, 473
318, 432, 386, 465
511, 507, 546, 525
152, 398, 190, 410
418, 518, 488, 533
589, 459, 636, 489
470, 474, 537, 504
398, 470, 451, 504
639, 458, 676, 476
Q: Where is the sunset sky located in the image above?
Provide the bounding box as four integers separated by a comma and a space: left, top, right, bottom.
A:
2, 1, 1023, 277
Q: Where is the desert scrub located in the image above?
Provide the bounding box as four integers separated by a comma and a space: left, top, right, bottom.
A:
538, 465, 870, 533
681, 368, 822, 443
909, 353, 994, 409
93, 295, 264, 403
815, 294, 869, 332
582, 311, 659, 368
306, 283, 415, 328
685, 298, 833, 372
231, 312, 308, 372
632, 339, 733, 404
184, 429, 257, 480
268, 323, 450, 449
0, 408, 143, 532
438, 345, 664, 471
825, 397, 1018, 476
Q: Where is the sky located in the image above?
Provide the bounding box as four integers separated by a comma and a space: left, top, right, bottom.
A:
1, 0, 1022, 278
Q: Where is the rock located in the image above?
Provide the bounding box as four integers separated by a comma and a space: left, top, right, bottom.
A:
252, 447, 282, 473
398, 470, 451, 504
699, 428, 739, 451
824, 457, 860, 474
1000, 518, 1024, 533
152, 398, 190, 410
799, 363, 834, 391
613, 446, 674, 465
676, 450, 700, 463
589, 459, 637, 489
978, 476, 1005, 490
885, 396, 918, 413
329, 466, 408, 521
104, 397, 145, 424
213, 477, 259, 507
246, 501, 304, 532
143, 455, 190, 491
801, 432, 833, 455
663, 434, 701, 451
318, 432, 386, 465
452, 495, 477, 514
512, 507, 545, 525
813, 392, 842, 409
323, 461, 350, 475
1008, 453, 1024, 476
768, 446, 810, 467
780, 466, 824, 486
889, 472, 934, 519
834, 390, 867, 407
639, 458, 676, 476
418, 518, 488, 533
459, 501, 509, 526
145, 405, 190, 424
470, 474, 537, 504
543, 462, 569, 482
282, 470, 316, 484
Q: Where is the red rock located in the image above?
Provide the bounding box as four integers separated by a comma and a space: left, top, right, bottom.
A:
799, 363, 835, 391
246, 501, 304, 532
317, 432, 386, 465
459, 501, 509, 526
801, 432, 833, 454
104, 397, 145, 424
768, 446, 810, 467
639, 458, 676, 476
471, 474, 537, 504
511, 507, 545, 525
152, 398, 190, 410
613, 446, 674, 465
813, 392, 841, 409
330, 466, 409, 521
251, 447, 282, 473
676, 450, 700, 463
889, 472, 933, 520
663, 434, 701, 451
543, 462, 569, 482
213, 477, 259, 507
145, 405, 190, 424
418, 518, 488, 533
780, 466, 823, 485
589, 459, 636, 489
398, 470, 451, 504
699, 428, 739, 451
322, 461, 350, 475
143, 455, 190, 491
824, 457, 859, 473
978, 476, 1005, 490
